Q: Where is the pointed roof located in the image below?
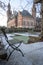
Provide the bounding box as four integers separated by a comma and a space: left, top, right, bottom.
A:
8, 3, 11, 10
21, 10, 33, 18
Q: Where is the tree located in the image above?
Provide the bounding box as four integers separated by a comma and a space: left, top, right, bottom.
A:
34, 0, 43, 40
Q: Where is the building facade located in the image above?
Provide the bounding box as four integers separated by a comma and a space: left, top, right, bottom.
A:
17, 10, 36, 28
7, 3, 36, 29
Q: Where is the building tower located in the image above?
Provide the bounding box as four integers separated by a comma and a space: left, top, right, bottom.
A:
32, 3, 36, 27
7, 0, 12, 22
32, 3, 36, 18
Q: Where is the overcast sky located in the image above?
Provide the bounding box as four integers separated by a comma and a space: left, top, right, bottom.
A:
0, 0, 41, 27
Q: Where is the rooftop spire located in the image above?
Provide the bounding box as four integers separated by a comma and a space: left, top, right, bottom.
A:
32, 3, 36, 18
8, 0, 11, 10
7, 0, 12, 22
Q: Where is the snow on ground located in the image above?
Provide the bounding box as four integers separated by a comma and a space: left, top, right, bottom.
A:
0, 42, 43, 65
19, 42, 43, 53
14, 32, 39, 37
6, 33, 15, 40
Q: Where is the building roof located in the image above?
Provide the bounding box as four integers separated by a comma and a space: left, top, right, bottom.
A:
21, 10, 33, 18
8, 10, 34, 22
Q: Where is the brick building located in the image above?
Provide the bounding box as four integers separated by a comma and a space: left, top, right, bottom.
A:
7, 3, 36, 29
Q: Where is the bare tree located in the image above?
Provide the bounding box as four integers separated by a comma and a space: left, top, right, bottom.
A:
34, 0, 43, 39
0, 1, 7, 11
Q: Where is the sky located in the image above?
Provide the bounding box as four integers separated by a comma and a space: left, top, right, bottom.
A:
0, 0, 41, 27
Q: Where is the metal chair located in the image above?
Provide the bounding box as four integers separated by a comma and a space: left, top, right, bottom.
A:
0, 28, 24, 61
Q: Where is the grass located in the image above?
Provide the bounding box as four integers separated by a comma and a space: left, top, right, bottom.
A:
9, 35, 29, 44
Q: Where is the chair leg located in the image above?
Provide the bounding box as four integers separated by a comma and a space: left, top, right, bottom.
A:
16, 48, 24, 57
6, 49, 14, 61
6, 48, 24, 61
10, 45, 24, 57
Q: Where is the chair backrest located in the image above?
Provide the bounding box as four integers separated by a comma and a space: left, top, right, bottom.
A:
0, 35, 9, 50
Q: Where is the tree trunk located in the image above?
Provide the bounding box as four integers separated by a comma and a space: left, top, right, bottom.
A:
40, 0, 43, 40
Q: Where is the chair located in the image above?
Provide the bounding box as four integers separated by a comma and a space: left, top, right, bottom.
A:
0, 28, 24, 61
